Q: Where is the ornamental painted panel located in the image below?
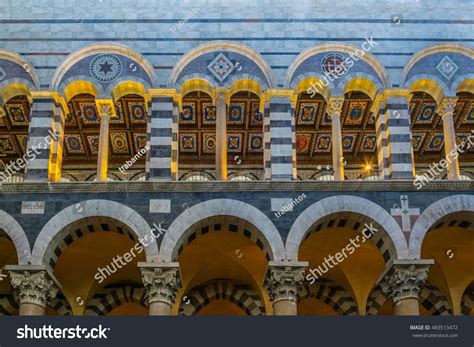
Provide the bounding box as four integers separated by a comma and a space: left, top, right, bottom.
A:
411, 133, 426, 152
86, 135, 99, 154
78, 102, 99, 124
181, 103, 196, 124
66, 135, 85, 154
298, 103, 318, 124
202, 103, 216, 124
250, 101, 263, 126
110, 133, 129, 154
180, 133, 197, 152
435, 55, 459, 81
314, 134, 332, 153
462, 104, 474, 124
425, 133, 444, 151
129, 102, 147, 123
344, 101, 366, 126
16, 134, 28, 153
133, 133, 148, 151
296, 133, 312, 153
342, 134, 357, 152
228, 103, 245, 125
416, 104, 437, 124
5, 104, 29, 125
360, 133, 376, 152
247, 133, 263, 152
227, 133, 242, 152
0, 135, 16, 154
202, 133, 216, 153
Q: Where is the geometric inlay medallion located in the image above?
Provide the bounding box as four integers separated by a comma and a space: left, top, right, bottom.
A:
436, 55, 458, 81
207, 53, 235, 82
90, 54, 122, 83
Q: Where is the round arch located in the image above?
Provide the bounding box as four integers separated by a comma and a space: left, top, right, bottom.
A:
285, 43, 390, 89
0, 210, 31, 264
286, 195, 408, 261
409, 194, 474, 258
0, 50, 38, 90
51, 43, 156, 92
160, 199, 285, 262
31, 199, 159, 265
170, 41, 276, 89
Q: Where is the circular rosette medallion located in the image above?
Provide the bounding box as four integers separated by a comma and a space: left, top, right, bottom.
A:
90, 54, 122, 82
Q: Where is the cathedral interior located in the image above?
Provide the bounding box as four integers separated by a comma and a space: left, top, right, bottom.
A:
0, 0, 472, 318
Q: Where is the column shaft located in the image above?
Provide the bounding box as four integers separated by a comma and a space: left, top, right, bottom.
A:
97, 112, 110, 182
394, 298, 420, 316
215, 94, 227, 181
439, 99, 460, 180
328, 98, 344, 181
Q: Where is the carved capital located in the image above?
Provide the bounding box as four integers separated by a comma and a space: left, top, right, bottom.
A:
264, 262, 307, 303
9, 270, 58, 308
437, 98, 458, 118
139, 264, 180, 306
95, 99, 116, 119
327, 98, 344, 118
379, 261, 432, 303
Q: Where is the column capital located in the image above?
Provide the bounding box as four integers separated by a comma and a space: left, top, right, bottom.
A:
213, 88, 230, 104
378, 260, 433, 303
95, 99, 116, 118
327, 98, 344, 117
138, 262, 181, 306
264, 261, 308, 303
437, 98, 458, 118
5, 265, 60, 308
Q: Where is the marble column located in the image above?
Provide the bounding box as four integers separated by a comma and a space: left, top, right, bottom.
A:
6, 265, 59, 316
438, 98, 460, 180
95, 100, 114, 182
379, 259, 433, 316
328, 98, 344, 181
215, 90, 228, 181
264, 261, 307, 316
138, 262, 181, 316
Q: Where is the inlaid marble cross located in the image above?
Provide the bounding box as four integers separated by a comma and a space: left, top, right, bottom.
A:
390, 195, 420, 238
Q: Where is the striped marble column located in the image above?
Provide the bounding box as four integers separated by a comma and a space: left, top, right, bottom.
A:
269, 96, 294, 180
171, 100, 179, 181
48, 100, 66, 182
147, 95, 173, 180
375, 97, 390, 180
385, 94, 415, 179
263, 101, 271, 180
24, 94, 58, 181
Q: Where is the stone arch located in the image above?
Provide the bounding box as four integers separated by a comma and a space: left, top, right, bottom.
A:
453, 75, 474, 95
160, 199, 285, 262
0, 50, 38, 91
85, 284, 146, 316
419, 285, 452, 315
170, 41, 276, 89
366, 286, 387, 315
31, 200, 159, 266
409, 194, 474, 258
337, 74, 383, 99
460, 282, 473, 315
51, 43, 156, 94
179, 280, 265, 316
0, 210, 31, 264
299, 279, 358, 315
285, 43, 390, 89
286, 195, 408, 261
405, 76, 449, 104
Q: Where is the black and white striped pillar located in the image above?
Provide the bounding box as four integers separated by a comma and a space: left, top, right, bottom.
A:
269, 96, 294, 180
147, 95, 173, 180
